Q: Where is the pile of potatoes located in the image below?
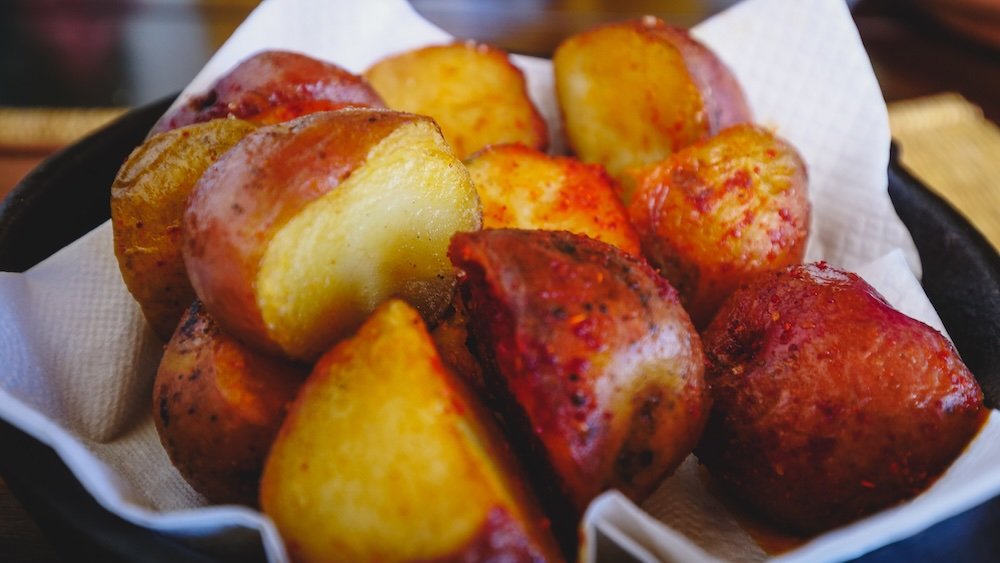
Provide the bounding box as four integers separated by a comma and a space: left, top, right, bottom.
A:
111, 19, 985, 563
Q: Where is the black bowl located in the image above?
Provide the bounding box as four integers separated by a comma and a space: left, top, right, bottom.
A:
0, 97, 998, 562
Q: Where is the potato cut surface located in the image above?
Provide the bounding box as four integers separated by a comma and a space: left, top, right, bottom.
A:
365, 42, 547, 159
466, 143, 641, 256
554, 22, 705, 177
260, 300, 561, 562
256, 119, 480, 360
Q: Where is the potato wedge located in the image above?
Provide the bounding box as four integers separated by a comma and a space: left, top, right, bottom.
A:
465, 143, 641, 256
153, 301, 305, 505
152, 50, 384, 134
111, 118, 257, 340
554, 17, 750, 183
628, 124, 810, 328
450, 229, 709, 539
365, 41, 547, 159
260, 300, 563, 563
183, 108, 481, 361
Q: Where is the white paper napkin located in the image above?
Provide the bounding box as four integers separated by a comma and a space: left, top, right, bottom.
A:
1, 0, 996, 561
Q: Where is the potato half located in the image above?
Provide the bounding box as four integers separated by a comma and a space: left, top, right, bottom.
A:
465, 143, 641, 256
260, 300, 563, 563
450, 229, 709, 544
365, 41, 548, 159
111, 118, 257, 340
554, 17, 750, 182
183, 108, 481, 361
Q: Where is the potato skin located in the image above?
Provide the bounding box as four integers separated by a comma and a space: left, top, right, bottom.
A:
628, 124, 810, 328
151, 50, 384, 134
554, 17, 750, 179
696, 263, 987, 534
450, 229, 709, 521
111, 119, 257, 340
153, 301, 305, 505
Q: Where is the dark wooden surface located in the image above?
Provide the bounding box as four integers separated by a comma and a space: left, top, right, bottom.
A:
0, 0, 997, 561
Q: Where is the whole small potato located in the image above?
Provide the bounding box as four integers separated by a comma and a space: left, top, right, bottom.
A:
153, 301, 306, 505
111, 119, 257, 340
696, 263, 986, 534
450, 229, 709, 530
628, 124, 810, 328
554, 17, 750, 180
151, 50, 384, 134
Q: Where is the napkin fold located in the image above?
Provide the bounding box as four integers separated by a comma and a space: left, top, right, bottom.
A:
2, 0, 995, 562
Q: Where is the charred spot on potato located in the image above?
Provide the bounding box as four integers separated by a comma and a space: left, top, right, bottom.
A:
158, 393, 171, 428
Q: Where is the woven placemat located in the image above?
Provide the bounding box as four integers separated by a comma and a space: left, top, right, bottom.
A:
0, 107, 127, 151
889, 93, 1000, 251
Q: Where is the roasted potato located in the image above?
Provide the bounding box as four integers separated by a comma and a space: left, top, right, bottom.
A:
628, 124, 810, 328
364, 41, 547, 159
450, 229, 709, 544
696, 263, 987, 534
430, 296, 488, 394
260, 300, 563, 563
554, 17, 750, 181
111, 118, 258, 340
151, 50, 384, 134
183, 108, 482, 362
153, 301, 306, 505
465, 143, 641, 256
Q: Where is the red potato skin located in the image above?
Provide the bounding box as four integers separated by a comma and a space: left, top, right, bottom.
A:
450, 230, 709, 524
443, 506, 556, 563
151, 50, 384, 134
153, 301, 306, 505
182, 109, 428, 358
657, 24, 751, 136
696, 263, 987, 534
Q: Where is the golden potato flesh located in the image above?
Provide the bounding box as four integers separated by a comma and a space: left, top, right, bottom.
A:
111, 119, 257, 339
183, 109, 482, 361
465, 143, 642, 256
260, 300, 562, 563
364, 41, 548, 159
153, 301, 305, 505
628, 124, 810, 328
554, 17, 750, 182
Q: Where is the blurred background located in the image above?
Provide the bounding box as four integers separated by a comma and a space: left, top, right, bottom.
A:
0, 0, 997, 111
0, 0, 998, 559
1, 0, 996, 238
